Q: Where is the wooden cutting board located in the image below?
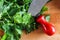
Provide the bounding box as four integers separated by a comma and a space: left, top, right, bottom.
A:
21, 0, 60, 40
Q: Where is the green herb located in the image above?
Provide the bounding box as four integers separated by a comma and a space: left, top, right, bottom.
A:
0, 0, 37, 40
40, 6, 48, 14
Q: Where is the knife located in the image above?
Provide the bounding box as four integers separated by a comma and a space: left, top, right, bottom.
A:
28, 0, 48, 16
28, 0, 55, 36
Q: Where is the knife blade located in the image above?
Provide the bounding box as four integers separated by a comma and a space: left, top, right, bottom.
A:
28, 0, 48, 16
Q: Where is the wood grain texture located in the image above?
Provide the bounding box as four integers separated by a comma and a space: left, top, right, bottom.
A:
21, 0, 60, 40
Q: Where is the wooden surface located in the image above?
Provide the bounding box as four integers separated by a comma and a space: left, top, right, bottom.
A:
21, 0, 60, 40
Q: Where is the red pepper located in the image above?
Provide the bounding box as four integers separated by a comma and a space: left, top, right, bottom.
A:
36, 15, 55, 36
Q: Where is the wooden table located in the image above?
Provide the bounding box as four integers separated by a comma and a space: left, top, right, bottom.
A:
21, 0, 60, 40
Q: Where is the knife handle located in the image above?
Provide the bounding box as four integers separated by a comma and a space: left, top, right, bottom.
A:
36, 15, 55, 36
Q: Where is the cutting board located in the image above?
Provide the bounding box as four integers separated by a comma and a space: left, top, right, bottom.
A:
21, 0, 60, 40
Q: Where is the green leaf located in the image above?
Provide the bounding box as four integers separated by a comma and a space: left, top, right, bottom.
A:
0, 0, 4, 13
0, 13, 3, 19
15, 28, 22, 35
8, 7, 19, 16
23, 13, 32, 24
3, 3, 13, 13
13, 12, 23, 23
1, 33, 7, 40
23, 0, 32, 4
2, 24, 10, 32
0, 0, 4, 6
40, 6, 48, 14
